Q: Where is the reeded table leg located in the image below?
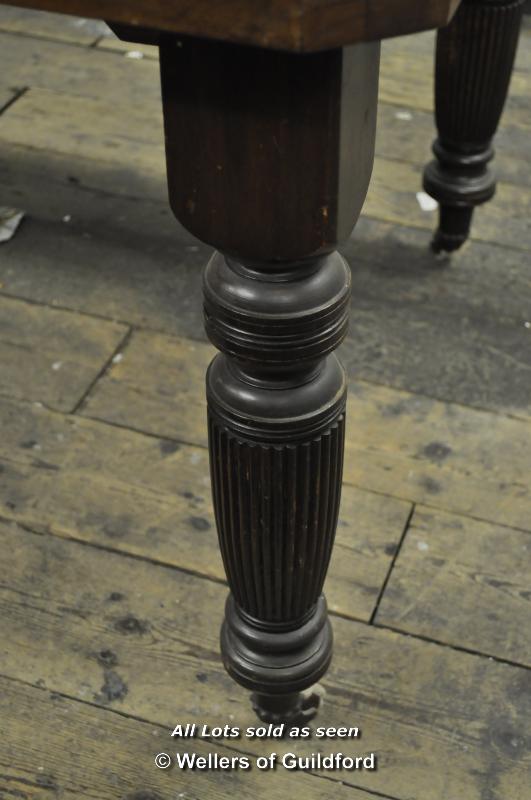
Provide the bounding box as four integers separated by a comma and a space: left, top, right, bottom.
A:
205, 253, 347, 723
423, 0, 524, 252
158, 35, 380, 721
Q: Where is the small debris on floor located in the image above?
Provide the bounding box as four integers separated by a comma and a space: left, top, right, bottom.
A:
416, 191, 438, 212
0, 207, 25, 243
395, 110, 413, 121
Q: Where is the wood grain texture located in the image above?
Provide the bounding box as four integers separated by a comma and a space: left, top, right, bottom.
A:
0, 16, 529, 800
0, 395, 411, 621
3, 0, 460, 51
432, 0, 525, 144
0, 3, 107, 43
80, 329, 531, 532
4, 23, 529, 111
160, 39, 379, 261
380, 57, 530, 131
340, 217, 531, 419
376, 506, 531, 666
2, 84, 529, 253
365, 156, 531, 252
375, 101, 531, 189
96, 31, 158, 57
0, 27, 528, 251
0, 676, 378, 800
0, 31, 161, 103
0, 520, 530, 799
2, 141, 531, 422
82, 330, 211, 444
422, 0, 526, 253
342, 381, 531, 532
0, 83, 18, 112
379, 29, 531, 109
0, 294, 127, 411
2, 83, 530, 202
0, 86, 164, 176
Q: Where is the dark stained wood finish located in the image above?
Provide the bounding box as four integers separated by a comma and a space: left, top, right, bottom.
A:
6, 0, 461, 51
160, 38, 378, 261
1, 15, 531, 792
423, 0, 525, 252
160, 34, 380, 720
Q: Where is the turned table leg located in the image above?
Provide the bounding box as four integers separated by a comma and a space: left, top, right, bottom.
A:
423, 0, 525, 252
157, 35, 379, 721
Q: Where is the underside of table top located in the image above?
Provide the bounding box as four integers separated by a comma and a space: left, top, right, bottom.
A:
3, 0, 460, 51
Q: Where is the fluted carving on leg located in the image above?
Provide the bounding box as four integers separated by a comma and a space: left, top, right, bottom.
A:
209, 416, 345, 622
203, 250, 350, 720
423, 0, 524, 252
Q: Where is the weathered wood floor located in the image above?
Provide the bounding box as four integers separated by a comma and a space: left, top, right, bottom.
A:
0, 8, 530, 800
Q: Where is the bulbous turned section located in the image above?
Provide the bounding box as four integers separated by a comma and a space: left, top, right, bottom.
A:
423, 0, 525, 253
222, 595, 332, 722
204, 251, 351, 365
423, 141, 494, 253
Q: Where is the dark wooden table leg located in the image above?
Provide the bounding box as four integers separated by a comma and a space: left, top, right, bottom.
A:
423, 0, 525, 253
158, 35, 379, 722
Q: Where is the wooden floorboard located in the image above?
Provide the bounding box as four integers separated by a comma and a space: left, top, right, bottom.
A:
0, 394, 411, 621
365, 156, 531, 252
376, 506, 531, 666
1, 147, 531, 419
376, 101, 531, 190
0, 30, 161, 118
0, 9, 530, 800
0, 675, 381, 800
1, 85, 530, 248
1, 520, 530, 800
0, 24, 529, 417
96, 33, 159, 58
0, 293, 128, 411
77, 329, 531, 531
0, 84, 18, 113
0, 85, 165, 181
0, 4, 106, 43
0, 27, 530, 243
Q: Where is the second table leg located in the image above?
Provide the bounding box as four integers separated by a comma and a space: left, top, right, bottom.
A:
424, 0, 525, 252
